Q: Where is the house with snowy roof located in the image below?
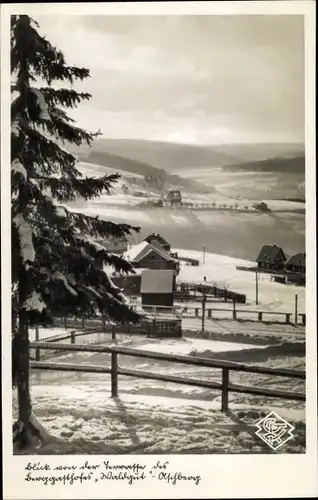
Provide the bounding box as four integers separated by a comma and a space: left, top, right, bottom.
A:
256, 244, 286, 271
124, 241, 180, 289
285, 252, 306, 275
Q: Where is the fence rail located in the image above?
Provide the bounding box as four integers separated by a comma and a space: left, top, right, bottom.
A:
30, 318, 183, 361
29, 341, 305, 413
136, 304, 306, 325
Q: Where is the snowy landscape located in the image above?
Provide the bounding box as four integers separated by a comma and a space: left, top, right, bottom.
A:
21, 247, 306, 455
10, 14, 308, 459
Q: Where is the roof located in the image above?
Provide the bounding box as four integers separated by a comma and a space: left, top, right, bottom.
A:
124, 241, 177, 264
144, 233, 170, 247
123, 241, 149, 262
141, 269, 174, 293
256, 245, 286, 263
286, 252, 306, 267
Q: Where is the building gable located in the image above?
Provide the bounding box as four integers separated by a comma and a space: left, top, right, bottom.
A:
256, 244, 286, 264
144, 233, 171, 251
286, 252, 306, 268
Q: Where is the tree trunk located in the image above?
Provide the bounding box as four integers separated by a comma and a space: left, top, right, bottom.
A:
14, 257, 32, 449
13, 184, 34, 449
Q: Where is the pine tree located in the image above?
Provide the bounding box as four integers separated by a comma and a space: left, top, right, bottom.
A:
11, 15, 141, 449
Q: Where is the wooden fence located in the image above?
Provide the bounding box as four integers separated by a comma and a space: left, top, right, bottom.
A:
30, 318, 183, 361
176, 283, 247, 303
53, 316, 182, 336
136, 304, 306, 325
29, 341, 305, 413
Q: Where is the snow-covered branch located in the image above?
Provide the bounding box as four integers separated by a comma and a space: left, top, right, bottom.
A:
23, 291, 45, 312
13, 213, 35, 263
52, 271, 78, 296
11, 159, 27, 181
30, 88, 51, 121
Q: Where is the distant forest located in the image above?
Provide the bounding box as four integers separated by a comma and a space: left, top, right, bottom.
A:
222, 155, 305, 174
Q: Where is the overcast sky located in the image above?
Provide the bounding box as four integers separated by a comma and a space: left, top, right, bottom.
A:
36, 15, 304, 145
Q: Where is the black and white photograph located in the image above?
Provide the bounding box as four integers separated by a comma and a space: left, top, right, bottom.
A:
1, 1, 317, 498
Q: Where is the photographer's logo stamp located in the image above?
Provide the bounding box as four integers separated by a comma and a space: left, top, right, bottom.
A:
255, 411, 295, 450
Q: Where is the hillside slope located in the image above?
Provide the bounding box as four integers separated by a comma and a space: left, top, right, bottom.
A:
70, 138, 304, 173
78, 150, 214, 193
222, 155, 305, 174
73, 138, 240, 171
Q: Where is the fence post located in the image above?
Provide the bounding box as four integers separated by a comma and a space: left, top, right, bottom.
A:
195, 308, 199, 317
301, 314, 306, 326
70, 331, 75, 344
63, 316, 67, 329
221, 368, 229, 412
111, 352, 118, 398
232, 300, 236, 320
112, 326, 116, 341
258, 312, 263, 322
207, 309, 212, 319
81, 317, 85, 329
285, 313, 291, 324
294, 293, 298, 326
102, 313, 106, 331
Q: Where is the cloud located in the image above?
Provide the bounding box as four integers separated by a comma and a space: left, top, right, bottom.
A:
34, 14, 304, 144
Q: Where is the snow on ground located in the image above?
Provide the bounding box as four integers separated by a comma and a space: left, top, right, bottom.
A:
76, 161, 144, 180
13, 389, 305, 455
29, 327, 70, 341
23, 324, 306, 455
175, 249, 305, 313
74, 162, 304, 214
23, 241, 305, 454
70, 206, 154, 225
135, 337, 266, 356
260, 200, 305, 212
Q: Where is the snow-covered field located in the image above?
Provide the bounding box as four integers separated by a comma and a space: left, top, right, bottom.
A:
63, 160, 306, 260
17, 335, 305, 455
176, 167, 304, 203
22, 318, 305, 455
176, 249, 305, 314
75, 162, 305, 213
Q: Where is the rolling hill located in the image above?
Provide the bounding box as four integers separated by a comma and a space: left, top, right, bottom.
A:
70, 138, 304, 173
222, 155, 305, 174
77, 150, 213, 193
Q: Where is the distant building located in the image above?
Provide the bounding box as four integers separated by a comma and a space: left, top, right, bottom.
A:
256, 244, 286, 271
285, 253, 306, 274
166, 189, 182, 206
143, 233, 171, 253
141, 269, 174, 307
